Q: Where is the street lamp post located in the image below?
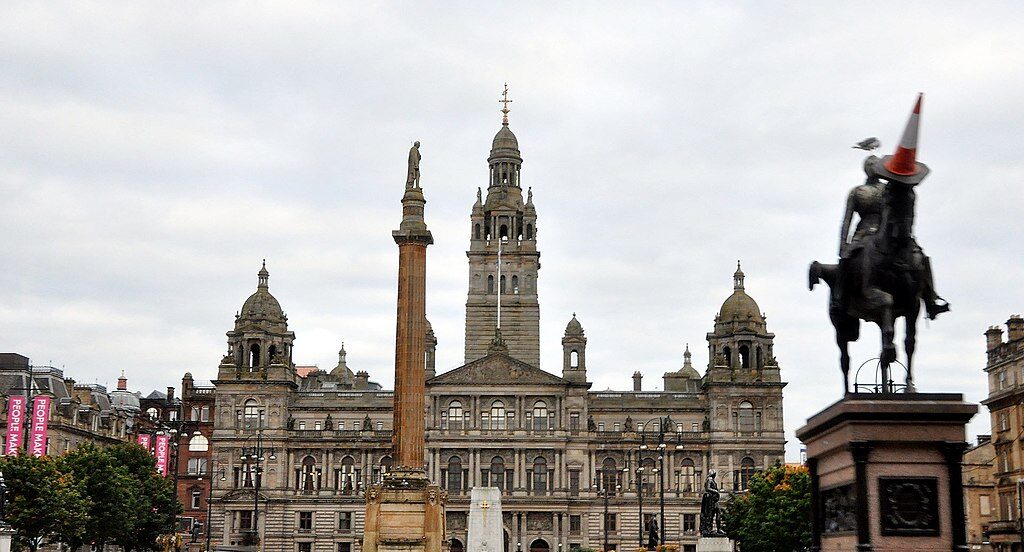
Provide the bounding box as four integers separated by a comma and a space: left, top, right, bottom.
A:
595, 466, 626, 552
241, 430, 275, 550
638, 416, 680, 548
636, 466, 644, 549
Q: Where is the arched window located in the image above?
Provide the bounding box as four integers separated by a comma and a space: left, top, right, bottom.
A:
532, 456, 548, 494
301, 456, 317, 491
723, 346, 732, 369
487, 275, 494, 294
500, 275, 506, 294
248, 343, 260, 370
380, 455, 393, 474
474, 224, 481, 240
447, 401, 464, 431
341, 455, 356, 491
499, 224, 509, 239
678, 458, 697, 492
526, 224, 533, 240
532, 401, 549, 431
570, 350, 579, 368
190, 406, 201, 421
243, 400, 263, 429
490, 401, 506, 430
146, 407, 159, 420
757, 347, 763, 370
447, 455, 463, 493
450, 539, 464, 552
739, 457, 756, 491
268, 344, 278, 363
489, 455, 506, 490
739, 345, 750, 369
737, 401, 755, 433
188, 434, 209, 452
512, 275, 519, 294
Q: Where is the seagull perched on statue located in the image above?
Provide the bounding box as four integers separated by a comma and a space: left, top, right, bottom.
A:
852, 137, 881, 151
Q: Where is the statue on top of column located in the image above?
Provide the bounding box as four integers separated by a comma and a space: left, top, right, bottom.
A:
406, 141, 421, 188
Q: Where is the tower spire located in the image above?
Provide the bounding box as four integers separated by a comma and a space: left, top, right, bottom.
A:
499, 82, 512, 125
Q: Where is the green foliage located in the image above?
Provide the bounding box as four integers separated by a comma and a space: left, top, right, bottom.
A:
723, 463, 811, 552
0, 454, 88, 552
1, 442, 180, 552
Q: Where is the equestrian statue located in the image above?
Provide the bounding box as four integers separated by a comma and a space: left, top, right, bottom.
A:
809, 94, 949, 394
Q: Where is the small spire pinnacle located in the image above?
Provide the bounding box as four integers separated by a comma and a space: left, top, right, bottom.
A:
499, 82, 512, 125
258, 260, 270, 289
683, 344, 692, 368
733, 260, 745, 290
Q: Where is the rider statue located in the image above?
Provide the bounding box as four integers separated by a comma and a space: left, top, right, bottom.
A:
700, 470, 726, 537
836, 155, 948, 320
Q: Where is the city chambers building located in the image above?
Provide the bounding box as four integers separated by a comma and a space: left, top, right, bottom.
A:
206, 114, 787, 552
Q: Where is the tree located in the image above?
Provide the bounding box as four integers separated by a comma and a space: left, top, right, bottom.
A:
59, 443, 140, 550
0, 454, 88, 551
723, 463, 811, 552
107, 443, 180, 551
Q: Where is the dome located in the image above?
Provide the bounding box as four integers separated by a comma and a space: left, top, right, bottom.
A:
491, 124, 520, 153
565, 313, 584, 336
677, 344, 701, 379
716, 262, 765, 327
239, 261, 285, 323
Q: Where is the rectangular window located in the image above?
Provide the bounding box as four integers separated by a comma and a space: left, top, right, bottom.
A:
299, 421, 306, 430
191, 490, 202, 509
339, 512, 353, 530
604, 513, 616, 531
339, 421, 345, 430
683, 513, 697, 533
692, 422, 699, 432
999, 371, 1007, 390
598, 422, 605, 432
377, 421, 384, 431
338, 543, 352, 552
637, 422, 644, 433
569, 470, 580, 496
980, 495, 992, 516
569, 515, 581, 534
298, 511, 313, 530
1000, 412, 1010, 431
613, 422, 620, 432
298, 544, 312, 552
315, 421, 322, 431
569, 412, 580, 433
238, 510, 253, 531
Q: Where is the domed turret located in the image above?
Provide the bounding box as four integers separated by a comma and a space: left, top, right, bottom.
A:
330, 343, 355, 384
565, 313, 584, 336
562, 313, 587, 383
715, 261, 766, 332
238, 260, 287, 329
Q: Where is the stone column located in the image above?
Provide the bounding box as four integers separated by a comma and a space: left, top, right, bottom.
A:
391, 183, 433, 471
807, 457, 821, 552
941, 442, 970, 552
848, 441, 872, 552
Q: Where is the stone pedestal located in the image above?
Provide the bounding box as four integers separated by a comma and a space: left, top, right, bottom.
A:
696, 536, 733, 551
467, 488, 503, 552
796, 393, 976, 552
362, 469, 448, 552
0, 523, 13, 552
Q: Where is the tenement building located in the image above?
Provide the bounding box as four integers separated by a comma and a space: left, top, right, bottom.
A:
979, 315, 1024, 552
206, 114, 787, 552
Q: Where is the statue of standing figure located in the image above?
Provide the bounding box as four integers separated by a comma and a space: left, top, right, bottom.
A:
700, 470, 726, 537
406, 141, 421, 188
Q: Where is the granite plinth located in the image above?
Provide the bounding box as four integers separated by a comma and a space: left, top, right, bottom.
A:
467, 487, 503, 552
796, 393, 976, 552
362, 470, 447, 552
696, 537, 733, 552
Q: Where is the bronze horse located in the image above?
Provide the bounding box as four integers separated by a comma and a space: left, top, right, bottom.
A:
809, 177, 925, 394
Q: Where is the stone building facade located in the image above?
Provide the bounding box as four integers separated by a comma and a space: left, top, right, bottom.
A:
205, 117, 786, 552
979, 315, 1024, 552
963, 434, 995, 551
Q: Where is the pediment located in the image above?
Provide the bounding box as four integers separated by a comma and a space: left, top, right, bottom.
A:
428, 353, 566, 386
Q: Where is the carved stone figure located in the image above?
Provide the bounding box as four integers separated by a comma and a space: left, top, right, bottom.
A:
808, 95, 949, 394
700, 470, 725, 537
406, 141, 421, 188
324, 413, 333, 431
362, 415, 373, 432
587, 415, 596, 432
624, 415, 633, 433
646, 515, 659, 549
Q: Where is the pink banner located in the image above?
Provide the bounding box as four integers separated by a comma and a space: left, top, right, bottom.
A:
137, 433, 152, 451
155, 434, 170, 476
28, 395, 51, 457
5, 395, 27, 456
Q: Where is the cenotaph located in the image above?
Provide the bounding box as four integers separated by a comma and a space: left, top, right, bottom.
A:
467, 488, 503, 552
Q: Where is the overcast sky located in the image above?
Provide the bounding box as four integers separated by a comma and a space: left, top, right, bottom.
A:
2, 2, 1023, 460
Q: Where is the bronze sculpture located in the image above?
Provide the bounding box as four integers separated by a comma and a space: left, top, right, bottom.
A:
700, 470, 725, 537
809, 94, 949, 394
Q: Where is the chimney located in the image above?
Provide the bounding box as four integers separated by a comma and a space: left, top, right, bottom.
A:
166, 386, 175, 402
354, 371, 370, 390
1008, 315, 1024, 342
986, 326, 1004, 351
117, 371, 127, 391
633, 371, 643, 391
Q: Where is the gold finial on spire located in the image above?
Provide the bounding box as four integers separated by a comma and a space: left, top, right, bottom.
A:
499, 82, 512, 124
